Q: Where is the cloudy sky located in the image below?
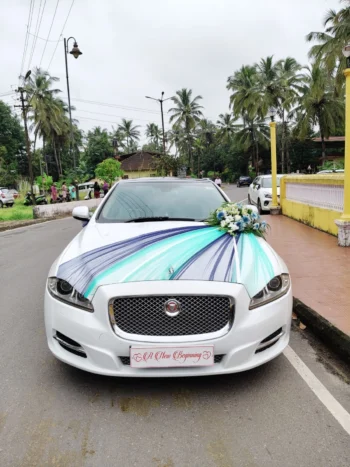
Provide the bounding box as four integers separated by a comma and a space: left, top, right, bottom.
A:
0, 0, 341, 144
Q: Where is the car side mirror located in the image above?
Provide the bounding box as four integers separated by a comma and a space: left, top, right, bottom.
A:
72, 206, 90, 222
256, 184, 261, 190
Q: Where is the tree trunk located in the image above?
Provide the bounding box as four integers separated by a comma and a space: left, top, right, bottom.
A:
320, 131, 326, 165
43, 136, 49, 175
281, 111, 285, 174
52, 139, 60, 178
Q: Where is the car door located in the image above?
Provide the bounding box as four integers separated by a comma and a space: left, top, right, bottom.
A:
250, 177, 260, 205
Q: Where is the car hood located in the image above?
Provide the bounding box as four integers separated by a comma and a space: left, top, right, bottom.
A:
261, 187, 281, 195
55, 221, 286, 300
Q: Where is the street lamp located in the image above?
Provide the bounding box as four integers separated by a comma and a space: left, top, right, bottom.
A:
64, 37, 82, 169
268, 107, 280, 214
335, 44, 350, 245
145, 92, 172, 155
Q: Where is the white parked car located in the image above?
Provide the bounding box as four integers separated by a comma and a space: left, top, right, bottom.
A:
0, 188, 15, 208
45, 178, 292, 377
248, 175, 283, 213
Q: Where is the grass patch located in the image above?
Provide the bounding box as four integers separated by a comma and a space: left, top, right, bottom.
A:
0, 200, 34, 221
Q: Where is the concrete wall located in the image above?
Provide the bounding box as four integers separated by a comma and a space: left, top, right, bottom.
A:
123, 170, 157, 178
33, 199, 102, 219
281, 175, 344, 236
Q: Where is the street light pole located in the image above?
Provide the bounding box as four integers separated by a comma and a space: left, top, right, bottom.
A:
335, 45, 350, 245
268, 107, 280, 215
145, 92, 172, 155
64, 37, 82, 170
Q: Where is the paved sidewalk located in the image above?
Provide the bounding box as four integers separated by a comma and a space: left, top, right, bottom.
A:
266, 215, 350, 338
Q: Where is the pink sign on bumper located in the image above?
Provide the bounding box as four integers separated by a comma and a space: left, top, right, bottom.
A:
130, 345, 214, 368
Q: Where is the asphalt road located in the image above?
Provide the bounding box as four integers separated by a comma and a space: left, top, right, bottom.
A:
0, 187, 350, 467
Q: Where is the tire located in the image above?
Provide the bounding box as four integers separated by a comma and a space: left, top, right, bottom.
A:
237, 183, 240, 188
7, 204, 13, 208
39, 200, 46, 205
0, 201, 3, 208
258, 199, 262, 215
248, 194, 251, 204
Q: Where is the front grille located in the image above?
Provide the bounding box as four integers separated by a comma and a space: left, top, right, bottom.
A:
119, 354, 225, 366
112, 295, 233, 337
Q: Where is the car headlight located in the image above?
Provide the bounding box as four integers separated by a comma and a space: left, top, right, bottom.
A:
47, 277, 94, 312
249, 274, 290, 309
264, 193, 272, 199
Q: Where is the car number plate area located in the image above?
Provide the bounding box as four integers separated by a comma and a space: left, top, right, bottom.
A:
130, 345, 214, 368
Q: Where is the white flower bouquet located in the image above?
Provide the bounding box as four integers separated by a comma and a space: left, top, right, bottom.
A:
207, 202, 268, 238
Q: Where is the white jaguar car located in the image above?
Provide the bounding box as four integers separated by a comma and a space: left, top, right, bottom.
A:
44, 178, 292, 377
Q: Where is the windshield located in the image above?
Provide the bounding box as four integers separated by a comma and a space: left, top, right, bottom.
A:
261, 177, 282, 188
97, 181, 226, 223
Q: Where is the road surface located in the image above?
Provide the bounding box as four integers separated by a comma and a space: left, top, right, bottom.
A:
0, 186, 349, 467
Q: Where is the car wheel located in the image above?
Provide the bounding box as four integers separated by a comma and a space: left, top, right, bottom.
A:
248, 194, 251, 204
258, 199, 262, 214
237, 183, 240, 188
0, 201, 3, 208
8, 204, 13, 208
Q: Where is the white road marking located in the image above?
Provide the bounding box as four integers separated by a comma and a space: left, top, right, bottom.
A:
284, 345, 350, 436
238, 198, 248, 203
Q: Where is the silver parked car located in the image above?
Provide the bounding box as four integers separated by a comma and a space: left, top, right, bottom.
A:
0, 188, 15, 208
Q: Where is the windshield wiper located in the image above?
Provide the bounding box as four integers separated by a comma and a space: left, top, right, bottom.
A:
125, 216, 197, 223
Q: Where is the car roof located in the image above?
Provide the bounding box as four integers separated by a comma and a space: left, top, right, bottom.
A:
257, 174, 284, 178
118, 177, 215, 183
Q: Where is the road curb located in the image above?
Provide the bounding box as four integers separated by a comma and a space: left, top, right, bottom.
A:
293, 297, 350, 362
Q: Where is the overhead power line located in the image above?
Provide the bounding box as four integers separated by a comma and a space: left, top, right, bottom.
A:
69, 97, 161, 115
76, 115, 171, 131
28, 31, 60, 42
75, 108, 168, 123
28, 0, 47, 70
39, 0, 60, 67
19, 0, 35, 79
47, 0, 75, 70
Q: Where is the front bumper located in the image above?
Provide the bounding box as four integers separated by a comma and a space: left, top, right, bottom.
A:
261, 197, 280, 211
44, 281, 293, 377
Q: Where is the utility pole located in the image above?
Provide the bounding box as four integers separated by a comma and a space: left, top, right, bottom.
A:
16, 87, 35, 205
64, 37, 83, 170
146, 92, 172, 155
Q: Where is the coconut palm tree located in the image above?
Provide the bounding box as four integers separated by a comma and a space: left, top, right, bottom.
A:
145, 123, 162, 146
306, 2, 350, 91
117, 119, 140, 152
293, 63, 344, 164
216, 113, 236, 143
169, 88, 204, 169
234, 117, 270, 174
275, 57, 303, 172
227, 65, 262, 120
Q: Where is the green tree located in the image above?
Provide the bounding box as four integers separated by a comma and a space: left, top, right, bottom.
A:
84, 127, 114, 172
117, 119, 141, 152
95, 158, 124, 185
306, 2, 350, 91
0, 100, 26, 185
216, 113, 236, 143
227, 65, 261, 120
293, 63, 344, 163
145, 123, 162, 147
169, 88, 204, 169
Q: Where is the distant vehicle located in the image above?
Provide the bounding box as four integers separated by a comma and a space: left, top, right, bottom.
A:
9, 189, 19, 199
248, 175, 283, 213
23, 192, 48, 206
78, 182, 104, 200
237, 176, 252, 187
0, 188, 14, 208
317, 169, 344, 174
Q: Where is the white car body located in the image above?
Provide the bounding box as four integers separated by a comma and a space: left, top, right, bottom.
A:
45, 178, 292, 377
248, 175, 283, 212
